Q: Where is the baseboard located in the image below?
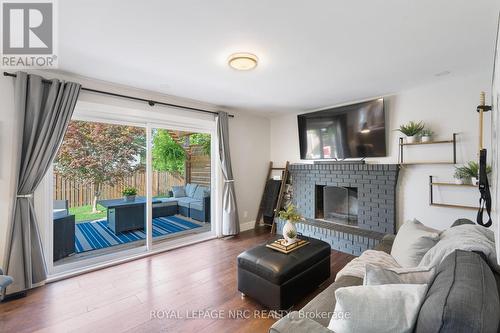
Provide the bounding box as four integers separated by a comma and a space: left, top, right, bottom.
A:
240, 220, 255, 232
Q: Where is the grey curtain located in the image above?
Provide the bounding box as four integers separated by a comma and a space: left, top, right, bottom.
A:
217, 111, 240, 236
4, 72, 81, 294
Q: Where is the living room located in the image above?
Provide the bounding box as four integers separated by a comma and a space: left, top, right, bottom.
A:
0, 1, 500, 332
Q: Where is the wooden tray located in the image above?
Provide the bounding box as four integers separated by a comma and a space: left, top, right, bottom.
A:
266, 238, 310, 254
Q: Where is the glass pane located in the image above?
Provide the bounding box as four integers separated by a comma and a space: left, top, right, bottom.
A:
52, 120, 146, 265
150, 128, 212, 246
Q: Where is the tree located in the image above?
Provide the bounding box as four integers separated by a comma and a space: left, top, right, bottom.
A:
55, 121, 146, 213
189, 133, 211, 155
152, 129, 186, 174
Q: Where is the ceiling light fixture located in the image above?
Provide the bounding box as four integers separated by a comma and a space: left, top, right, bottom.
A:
228, 53, 258, 71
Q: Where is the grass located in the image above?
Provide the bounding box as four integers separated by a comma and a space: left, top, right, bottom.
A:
69, 204, 107, 222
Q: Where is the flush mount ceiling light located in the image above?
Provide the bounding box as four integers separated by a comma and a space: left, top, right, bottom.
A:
228, 53, 258, 71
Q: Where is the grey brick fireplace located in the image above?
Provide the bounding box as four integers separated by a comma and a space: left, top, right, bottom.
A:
277, 163, 399, 255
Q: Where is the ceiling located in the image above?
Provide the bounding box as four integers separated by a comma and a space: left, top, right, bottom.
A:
58, 0, 500, 115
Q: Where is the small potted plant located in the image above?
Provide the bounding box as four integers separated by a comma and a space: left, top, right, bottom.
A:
278, 204, 303, 245
122, 187, 138, 202
420, 129, 434, 143
453, 161, 492, 185
396, 121, 425, 144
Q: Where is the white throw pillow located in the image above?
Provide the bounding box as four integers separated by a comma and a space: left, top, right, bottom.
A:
391, 219, 440, 267
364, 264, 436, 285
328, 284, 428, 333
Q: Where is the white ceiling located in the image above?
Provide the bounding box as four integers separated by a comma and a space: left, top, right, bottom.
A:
59, 0, 500, 114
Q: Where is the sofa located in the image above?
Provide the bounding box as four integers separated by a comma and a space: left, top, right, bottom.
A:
270, 220, 500, 333
53, 200, 75, 261
159, 183, 210, 222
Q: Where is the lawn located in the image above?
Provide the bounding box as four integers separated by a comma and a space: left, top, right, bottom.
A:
69, 204, 107, 222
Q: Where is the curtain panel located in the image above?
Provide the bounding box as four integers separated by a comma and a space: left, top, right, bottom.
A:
217, 111, 240, 236
4, 72, 81, 294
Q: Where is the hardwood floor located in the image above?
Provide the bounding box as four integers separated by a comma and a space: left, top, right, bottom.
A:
0, 227, 355, 333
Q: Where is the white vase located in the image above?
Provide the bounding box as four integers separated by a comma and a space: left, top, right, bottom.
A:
421, 136, 432, 143
471, 177, 478, 186
406, 136, 417, 144
282, 220, 298, 245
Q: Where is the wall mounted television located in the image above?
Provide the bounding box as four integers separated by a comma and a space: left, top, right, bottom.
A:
298, 98, 387, 160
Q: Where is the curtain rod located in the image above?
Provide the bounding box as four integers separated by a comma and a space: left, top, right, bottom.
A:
3, 71, 234, 118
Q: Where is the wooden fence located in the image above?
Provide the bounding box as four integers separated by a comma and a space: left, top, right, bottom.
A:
54, 171, 185, 208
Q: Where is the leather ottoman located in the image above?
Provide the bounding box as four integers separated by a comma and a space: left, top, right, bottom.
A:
237, 236, 331, 310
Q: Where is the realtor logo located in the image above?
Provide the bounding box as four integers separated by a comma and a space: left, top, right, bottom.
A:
1, 0, 57, 68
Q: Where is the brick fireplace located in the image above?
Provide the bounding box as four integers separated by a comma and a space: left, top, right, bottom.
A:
277, 163, 399, 255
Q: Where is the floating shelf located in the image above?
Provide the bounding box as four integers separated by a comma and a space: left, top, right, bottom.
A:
398, 133, 457, 165
429, 176, 479, 210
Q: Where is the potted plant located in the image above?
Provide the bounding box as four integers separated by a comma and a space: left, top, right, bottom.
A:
453, 161, 492, 185
122, 187, 138, 201
278, 204, 303, 245
396, 121, 425, 144
420, 129, 434, 143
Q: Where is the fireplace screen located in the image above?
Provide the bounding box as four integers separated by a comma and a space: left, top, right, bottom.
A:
316, 185, 358, 225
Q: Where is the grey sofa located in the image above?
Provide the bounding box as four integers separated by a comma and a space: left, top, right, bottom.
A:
270, 226, 500, 333
164, 183, 210, 222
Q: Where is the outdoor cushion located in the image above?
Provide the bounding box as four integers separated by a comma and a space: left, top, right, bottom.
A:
190, 201, 203, 211
185, 183, 198, 198
172, 186, 187, 198
193, 186, 210, 200
53, 209, 68, 220
177, 197, 200, 208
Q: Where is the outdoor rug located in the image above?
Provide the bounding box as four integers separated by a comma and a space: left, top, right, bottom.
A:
75, 215, 203, 253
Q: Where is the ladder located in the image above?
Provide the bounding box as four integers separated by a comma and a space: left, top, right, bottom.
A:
254, 161, 290, 234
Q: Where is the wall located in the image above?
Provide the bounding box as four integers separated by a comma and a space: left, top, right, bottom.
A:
0, 71, 270, 263
270, 71, 492, 231
0, 75, 17, 268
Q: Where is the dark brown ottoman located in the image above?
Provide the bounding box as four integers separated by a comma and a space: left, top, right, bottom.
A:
237, 236, 331, 310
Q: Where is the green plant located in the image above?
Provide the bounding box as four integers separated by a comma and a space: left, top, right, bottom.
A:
454, 161, 492, 180
278, 204, 302, 223
421, 129, 434, 137
395, 121, 425, 136
122, 187, 138, 196
285, 229, 297, 239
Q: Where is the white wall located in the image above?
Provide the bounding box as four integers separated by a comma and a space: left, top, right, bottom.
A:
0, 71, 270, 263
0, 75, 17, 268
270, 71, 492, 230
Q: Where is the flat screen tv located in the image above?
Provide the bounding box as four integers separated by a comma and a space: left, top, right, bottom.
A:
298, 98, 386, 160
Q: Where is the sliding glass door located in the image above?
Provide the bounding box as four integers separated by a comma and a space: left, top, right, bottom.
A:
43, 107, 217, 275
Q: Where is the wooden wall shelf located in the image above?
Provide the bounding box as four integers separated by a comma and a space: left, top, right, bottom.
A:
429, 176, 479, 210
431, 182, 477, 187
398, 133, 457, 165
430, 203, 478, 210
400, 139, 454, 146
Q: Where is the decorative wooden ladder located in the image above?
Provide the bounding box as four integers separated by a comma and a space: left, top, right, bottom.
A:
254, 161, 290, 234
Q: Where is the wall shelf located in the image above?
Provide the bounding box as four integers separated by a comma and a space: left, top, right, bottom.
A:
430, 203, 478, 210
431, 182, 477, 188
429, 176, 479, 210
400, 139, 454, 146
398, 133, 457, 165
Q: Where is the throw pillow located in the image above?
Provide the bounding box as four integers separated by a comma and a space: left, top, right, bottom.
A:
185, 183, 198, 197
193, 186, 209, 200
364, 264, 435, 286
328, 284, 428, 333
415, 250, 500, 333
391, 219, 440, 267
172, 186, 187, 198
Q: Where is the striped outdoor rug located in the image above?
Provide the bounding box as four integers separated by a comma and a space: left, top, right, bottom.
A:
75, 215, 202, 253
